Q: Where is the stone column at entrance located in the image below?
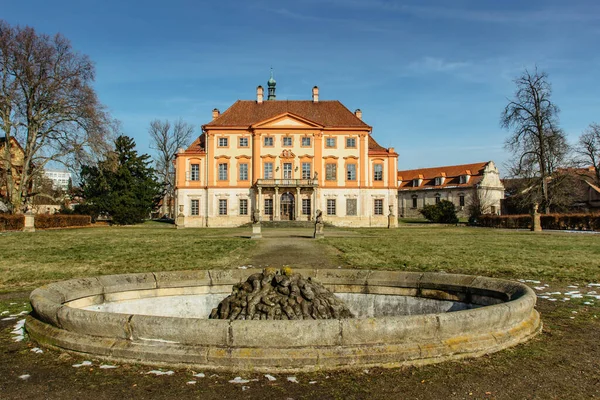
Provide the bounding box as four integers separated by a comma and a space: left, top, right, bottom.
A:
274, 187, 280, 221
295, 187, 301, 221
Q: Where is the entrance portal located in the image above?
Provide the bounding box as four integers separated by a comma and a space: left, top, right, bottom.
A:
280, 192, 295, 221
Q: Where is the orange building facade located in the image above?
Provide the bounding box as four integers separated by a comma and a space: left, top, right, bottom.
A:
174, 80, 398, 228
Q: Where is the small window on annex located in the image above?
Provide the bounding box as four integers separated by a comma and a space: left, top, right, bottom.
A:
435, 194, 441, 204
346, 198, 357, 216
325, 163, 337, 181
301, 136, 311, 147
190, 164, 200, 181
326, 199, 336, 215
302, 198, 311, 215
412, 196, 418, 208
346, 164, 356, 181
346, 137, 356, 148
239, 199, 248, 215
218, 199, 227, 215
374, 199, 384, 215
301, 162, 311, 179
239, 137, 249, 147
283, 137, 292, 146
374, 164, 383, 181
191, 199, 199, 216
264, 198, 273, 215
218, 137, 228, 147
459, 194, 465, 207
218, 163, 228, 180
264, 137, 274, 147
325, 137, 336, 148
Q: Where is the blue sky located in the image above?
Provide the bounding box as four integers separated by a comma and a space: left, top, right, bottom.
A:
4, 0, 600, 174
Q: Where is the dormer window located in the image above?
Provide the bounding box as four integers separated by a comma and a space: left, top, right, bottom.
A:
413, 179, 420, 187
435, 177, 445, 186
460, 174, 470, 184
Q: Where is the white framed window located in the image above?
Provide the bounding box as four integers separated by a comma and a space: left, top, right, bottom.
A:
218, 199, 227, 215
301, 162, 311, 179
190, 164, 200, 181
346, 199, 357, 216
283, 163, 292, 179
239, 137, 249, 147
239, 199, 248, 215
264, 162, 273, 179
302, 198, 311, 215
239, 163, 248, 181
374, 199, 383, 215
346, 137, 356, 148
374, 164, 383, 181
301, 136, 311, 146
346, 164, 356, 181
218, 163, 228, 181
413, 179, 420, 187
264, 198, 273, 215
283, 137, 292, 146
325, 163, 337, 181
218, 137, 228, 147
264, 137, 274, 147
325, 137, 336, 148
326, 199, 336, 215
460, 175, 469, 184
191, 199, 199, 216
435, 177, 442, 186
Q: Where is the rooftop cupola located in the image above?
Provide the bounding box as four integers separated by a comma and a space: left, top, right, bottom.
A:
267, 69, 276, 100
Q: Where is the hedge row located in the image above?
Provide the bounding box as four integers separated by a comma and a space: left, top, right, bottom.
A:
34, 214, 91, 229
478, 213, 600, 231
0, 214, 25, 231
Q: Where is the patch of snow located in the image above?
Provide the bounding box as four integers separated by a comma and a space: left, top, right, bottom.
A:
567, 285, 578, 288
147, 370, 174, 376
584, 302, 593, 305
534, 287, 545, 291
547, 298, 557, 302
186, 381, 197, 385
229, 377, 250, 384
522, 280, 541, 284
238, 266, 248, 269
1, 311, 8, 315
287, 376, 299, 383
12, 335, 24, 342
192, 372, 205, 378
565, 291, 580, 295
9, 302, 17, 305
587, 291, 598, 295
572, 311, 578, 314
570, 316, 575, 319
264, 374, 276, 381
72, 361, 93, 368
242, 386, 250, 391
30, 348, 43, 354
538, 295, 550, 299
587, 283, 600, 287
570, 294, 583, 299
99, 365, 117, 369
11, 319, 26, 341
309, 381, 318, 384
562, 298, 570, 301
547, 292, 562, 295
18, 374, 30, 380
1, 317, 16, 321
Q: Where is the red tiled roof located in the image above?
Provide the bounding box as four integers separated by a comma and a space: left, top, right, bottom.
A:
368, 136, 389, 154
204, 100, 370, 128
183, 133, 206, 153
397, 162, 490, 190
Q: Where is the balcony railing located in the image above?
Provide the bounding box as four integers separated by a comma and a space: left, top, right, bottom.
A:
256, 179, 317, 188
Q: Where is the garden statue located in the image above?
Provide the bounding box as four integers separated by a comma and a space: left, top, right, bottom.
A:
314, 209, 324, 239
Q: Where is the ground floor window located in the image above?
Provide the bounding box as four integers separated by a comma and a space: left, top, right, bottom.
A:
459, 195, 465, 207
191, 199, 199, 216
218, 199, 227, 215
327, 199, 336, 215
239, 199, 248, 215
374, 199, 383, 215
264, 198, 273, 215
412, 196, 418, 208
346, 198, 357, 216
435, 194, 441, 204
302, 198, 311, 215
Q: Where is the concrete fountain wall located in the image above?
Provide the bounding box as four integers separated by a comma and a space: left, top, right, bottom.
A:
26, 269, 541, 372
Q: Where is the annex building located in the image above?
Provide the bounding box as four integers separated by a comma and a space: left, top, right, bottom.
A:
174, 76, 398, 227
397, 161, 504, 219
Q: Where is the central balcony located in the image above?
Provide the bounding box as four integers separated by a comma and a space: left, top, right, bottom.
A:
255, 178, 317, 188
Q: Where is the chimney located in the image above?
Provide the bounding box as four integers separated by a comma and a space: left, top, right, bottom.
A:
312, 86, 319, 103
212, 108, 220, 120
257, 86, 264, 104
354, 109, 362, 120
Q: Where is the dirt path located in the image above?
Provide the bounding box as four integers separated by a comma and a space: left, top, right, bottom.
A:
243, 228, 345, 269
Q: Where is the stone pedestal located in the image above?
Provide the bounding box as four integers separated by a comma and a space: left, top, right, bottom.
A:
388, 215, 397, 228
23, 213, 35, 232
314, 222, 324, 239
251, 223, 262, 239
176, 213, 185, 229
531, 203, 542, 232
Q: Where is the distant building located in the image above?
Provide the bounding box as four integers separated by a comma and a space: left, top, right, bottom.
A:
44, 170, 71, 191
397, 161, 504, 218
174, 74, 398, 227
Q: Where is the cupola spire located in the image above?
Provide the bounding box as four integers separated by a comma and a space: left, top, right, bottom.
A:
267, 68, 276, 100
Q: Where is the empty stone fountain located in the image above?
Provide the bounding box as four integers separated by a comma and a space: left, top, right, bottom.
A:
26, 268, 541, 372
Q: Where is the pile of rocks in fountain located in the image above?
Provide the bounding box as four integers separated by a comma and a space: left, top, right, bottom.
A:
209, 267, 354, 320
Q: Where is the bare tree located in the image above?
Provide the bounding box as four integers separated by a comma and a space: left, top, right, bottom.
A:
501, 67, 570, 213
0, 20, 112, 213
149, 119, 193, 217
577, 123, 600, 186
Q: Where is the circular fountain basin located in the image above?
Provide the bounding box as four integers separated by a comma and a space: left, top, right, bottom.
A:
26, 269, 541, 372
